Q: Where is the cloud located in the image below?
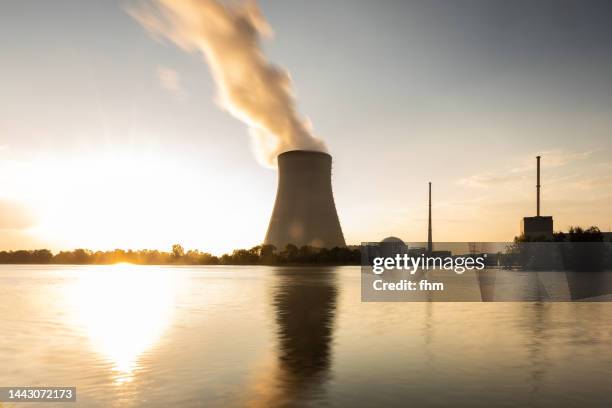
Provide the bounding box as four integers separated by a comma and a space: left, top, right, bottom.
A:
156, 66, 186, 99
517, 149, 596, 170
572, 174, 612, 189
459, 149, 596, 188
459, 171, 528, 189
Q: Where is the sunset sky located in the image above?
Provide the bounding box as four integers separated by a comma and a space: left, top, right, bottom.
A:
1, 0, 612, 254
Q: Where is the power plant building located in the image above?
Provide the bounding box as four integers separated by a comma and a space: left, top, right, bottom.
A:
522, 155, 554, 240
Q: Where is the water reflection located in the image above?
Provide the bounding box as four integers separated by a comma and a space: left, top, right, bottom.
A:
476, 270, 612, 301
3, 266, 612, 407
523, 303, 550, 396
67, 264, 179, 383
266, 267, 338, 406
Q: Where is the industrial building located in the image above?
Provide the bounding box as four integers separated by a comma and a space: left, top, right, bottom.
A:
522, 156, 554, 240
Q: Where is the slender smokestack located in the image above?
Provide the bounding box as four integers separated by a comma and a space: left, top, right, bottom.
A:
536, 155, 541, 217
264, 150, 345, 250
428, 182, 432, 254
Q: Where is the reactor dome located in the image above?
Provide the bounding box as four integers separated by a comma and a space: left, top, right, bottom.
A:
380, 236, 408, 257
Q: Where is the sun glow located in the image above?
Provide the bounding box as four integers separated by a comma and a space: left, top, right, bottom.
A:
27, 151, 201, 249
67, 264, 182, 383
0, 147, 267, 254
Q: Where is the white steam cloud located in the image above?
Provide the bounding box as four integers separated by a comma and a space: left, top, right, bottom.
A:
129, 0, 327, 167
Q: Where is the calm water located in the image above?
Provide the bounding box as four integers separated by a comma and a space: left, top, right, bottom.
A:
1, 265, 612, 407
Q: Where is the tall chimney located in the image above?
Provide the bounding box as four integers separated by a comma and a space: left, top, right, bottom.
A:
536, 155, 541, 217
264, 150, 346, 250
427, 182, 433, 254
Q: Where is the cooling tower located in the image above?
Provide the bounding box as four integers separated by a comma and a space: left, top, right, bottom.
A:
264, 150, 346, 250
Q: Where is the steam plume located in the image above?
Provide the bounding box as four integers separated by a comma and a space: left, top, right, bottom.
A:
129, 0, 327, 167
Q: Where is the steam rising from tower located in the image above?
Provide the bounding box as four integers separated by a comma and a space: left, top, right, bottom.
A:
264, 150, 345, 249
130, 0, 326, 167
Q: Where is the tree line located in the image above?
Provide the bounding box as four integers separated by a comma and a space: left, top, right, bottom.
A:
0, 244, 361, 265
515, 226, 608, 242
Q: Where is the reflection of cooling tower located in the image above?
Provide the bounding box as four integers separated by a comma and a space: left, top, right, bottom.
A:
264, 150, 346, 249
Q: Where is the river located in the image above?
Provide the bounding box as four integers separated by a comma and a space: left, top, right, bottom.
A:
1, 265, 611, 407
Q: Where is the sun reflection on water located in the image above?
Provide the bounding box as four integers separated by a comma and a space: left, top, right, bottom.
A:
68, 264, 180, 384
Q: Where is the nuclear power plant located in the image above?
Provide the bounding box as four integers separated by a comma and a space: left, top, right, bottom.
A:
264, 150, 346, 250
522, 155, 554, 240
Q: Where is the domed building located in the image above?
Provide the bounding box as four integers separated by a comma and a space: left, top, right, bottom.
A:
380, 236, 408, 258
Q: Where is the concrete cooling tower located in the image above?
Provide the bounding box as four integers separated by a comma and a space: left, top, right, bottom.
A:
264, 150, 346, 250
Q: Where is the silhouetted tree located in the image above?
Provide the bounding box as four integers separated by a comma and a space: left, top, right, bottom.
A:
260, 244, 277, 264
568, 226, 603, 242
0, 244, 362, 266
282, 244, 299, 263
172, 244, 185, 260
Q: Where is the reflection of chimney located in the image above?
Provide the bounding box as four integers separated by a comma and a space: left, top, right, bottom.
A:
427, 182, 433, 253
264, 150, 345, 250
536, 155, 541, 216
